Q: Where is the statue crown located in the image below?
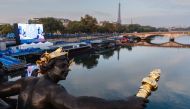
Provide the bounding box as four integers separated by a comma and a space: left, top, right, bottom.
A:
36, 47, 69, 67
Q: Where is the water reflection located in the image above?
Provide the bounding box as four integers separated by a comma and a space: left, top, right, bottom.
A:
150, 36, 170, 44
175, 35, 190, 45
150, 35, 190, 45
74, 54, 100, 69
60, 46, 190, 109
102, 48, 115, 59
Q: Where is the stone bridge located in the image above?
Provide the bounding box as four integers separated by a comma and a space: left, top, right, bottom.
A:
122, 31, 190, 39
123, 41, 190, 48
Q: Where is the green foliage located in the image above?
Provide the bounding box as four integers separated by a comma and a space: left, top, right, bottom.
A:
32, 17, 65, 34
126, 24, 157, 33
141, 26, 157, 32
80, 15, 98, 33
66, 21, 83, 33
0, 24, 13, 35
97, 22, 116, 33
115, 24, 126, 33
126, 24, 141, 33
32, 16, 164, 33
0, 15, 168, 36
157, 28, 169, 32
66, 14, 98, 33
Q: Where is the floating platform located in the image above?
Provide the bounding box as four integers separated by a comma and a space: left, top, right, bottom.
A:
0, 55, 26, 76
48, 42, 93, 58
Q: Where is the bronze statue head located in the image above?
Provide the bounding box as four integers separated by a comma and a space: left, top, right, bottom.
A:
46, 55, 71, 81
36, 48, 73, 82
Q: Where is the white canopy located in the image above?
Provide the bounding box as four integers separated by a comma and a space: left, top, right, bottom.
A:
19, 41, 53, 49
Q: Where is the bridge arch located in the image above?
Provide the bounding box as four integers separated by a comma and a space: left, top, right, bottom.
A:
146, 35, 165, 39
122, 31, 190, 39
145, 39, 190, 46
123, 35, 141, 42
159, 41, 190, 47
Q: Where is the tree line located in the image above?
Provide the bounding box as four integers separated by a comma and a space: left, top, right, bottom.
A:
0, 14, 169, 37
33, 15, 168, 34
0, 24, 14, 35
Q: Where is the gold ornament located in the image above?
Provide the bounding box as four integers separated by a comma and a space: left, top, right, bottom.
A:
36, 47, 69, 68
136, 69, 161, 98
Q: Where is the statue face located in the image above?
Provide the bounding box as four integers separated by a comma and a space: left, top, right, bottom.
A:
50, 60, 70, 80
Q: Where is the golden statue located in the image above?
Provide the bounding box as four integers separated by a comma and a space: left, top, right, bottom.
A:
136, 69, 161, 98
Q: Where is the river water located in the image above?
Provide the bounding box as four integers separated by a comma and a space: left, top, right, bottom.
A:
60, 36, 190, 109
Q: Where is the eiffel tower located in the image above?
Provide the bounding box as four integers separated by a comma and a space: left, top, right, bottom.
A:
117, 2, 121, 24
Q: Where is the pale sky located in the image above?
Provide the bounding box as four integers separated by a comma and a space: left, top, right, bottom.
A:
0, 0, 190, 27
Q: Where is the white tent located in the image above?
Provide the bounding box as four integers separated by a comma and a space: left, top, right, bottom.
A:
19, 43, 30, 49
18, 41, 53, 49
44, 41, 53, 46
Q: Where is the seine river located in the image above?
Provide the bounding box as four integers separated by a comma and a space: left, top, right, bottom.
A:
60, 35, 190, 109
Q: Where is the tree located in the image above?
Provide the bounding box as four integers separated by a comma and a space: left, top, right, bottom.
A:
80, 15, 98, 33
115, 24, 126, 33
141, 26, 157, 32
127, 24, 142, 33
37, 17, 65, 34
66, 21, 83, 33
126, 24, 159, 33
97, 21, 116, 33
157, 28, 169, 32
0, 24, 14, 35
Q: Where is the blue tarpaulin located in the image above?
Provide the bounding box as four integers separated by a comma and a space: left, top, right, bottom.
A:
0, 55, 21, 67
0, 55, 25, 71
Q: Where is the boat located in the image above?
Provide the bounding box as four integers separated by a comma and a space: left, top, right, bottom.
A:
90, 39, 117, 54
48, 42, 93, 58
